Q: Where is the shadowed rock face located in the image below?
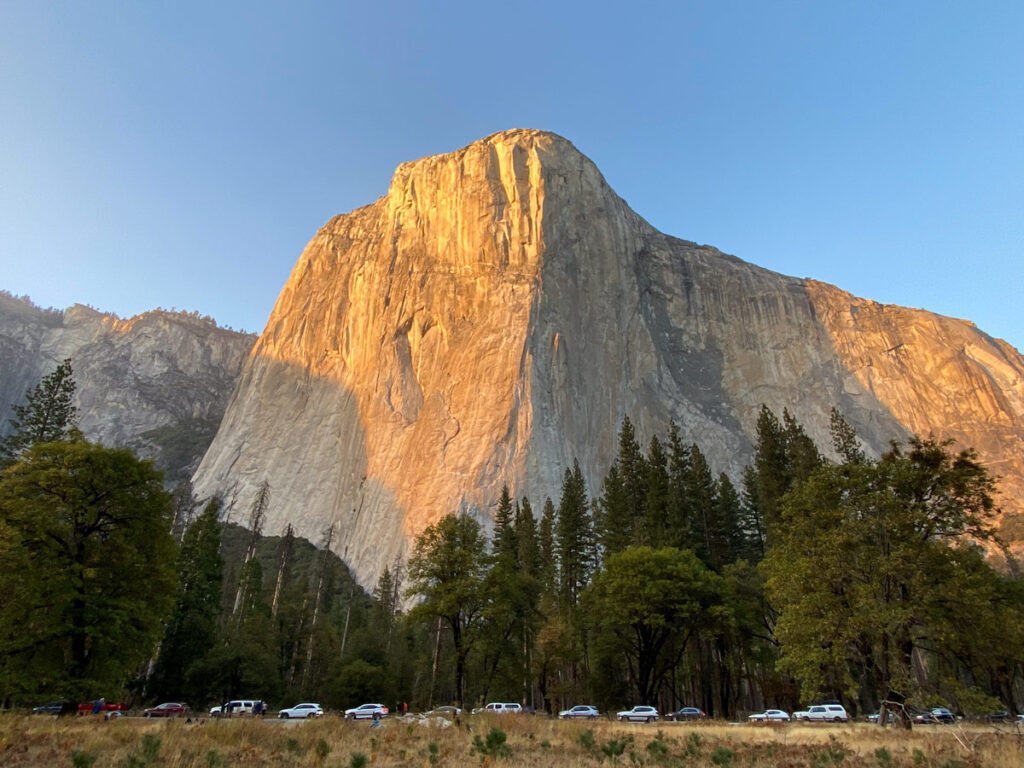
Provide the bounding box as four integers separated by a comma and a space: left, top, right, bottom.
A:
191, 129, 1024, 587
0, 293, 255, 484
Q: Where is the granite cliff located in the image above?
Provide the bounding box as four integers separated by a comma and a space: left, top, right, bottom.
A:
0, 292, 255, 483
192, 129, 1024, 588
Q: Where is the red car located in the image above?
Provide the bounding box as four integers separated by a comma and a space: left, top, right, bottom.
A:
78, 700, 127, 713
143, 702, 191, 718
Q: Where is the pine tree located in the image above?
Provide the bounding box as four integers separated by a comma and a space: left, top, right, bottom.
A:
598, 464, 631, 559
538, 498, 557, 597
666, 422, 692, 549
556, 460, 594, 611
617, 417, 648, 538
152, 498, 224, 701
713, 473, 744, 565
515, 497, 540, 575
644, 435, 671, 546
830, 407, 866, 465
1, 358, 78, 463
492, 484, 518, 563
686, 444, 719, 566
782, 409, 823, 481
743, 405, 822, 548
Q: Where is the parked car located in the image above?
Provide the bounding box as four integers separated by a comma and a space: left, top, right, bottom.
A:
78, 700, 127, 714
984, 710, 1013, 723
482, 702, 522, 714
143, 702, 190, 718
278, 703, 324, 719
32, 701, 64, 715
748, 709, 790, 722
664, 707, 707, 721
617, 706, 659, 722
914, 707, 955, 724
345, 703, 389, 720
559, 705, 600, 720
792, 704, 849, 722
210, 699, 260, 717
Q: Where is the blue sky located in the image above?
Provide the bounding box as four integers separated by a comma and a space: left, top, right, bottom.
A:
1, 2, 1022, 348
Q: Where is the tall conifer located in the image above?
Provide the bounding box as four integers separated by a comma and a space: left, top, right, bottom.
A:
556, 460, 593, 611
1, 358, 78, 463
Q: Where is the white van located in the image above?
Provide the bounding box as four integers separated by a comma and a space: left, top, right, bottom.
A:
483, 702, 522, 714
210, 699, 260, 717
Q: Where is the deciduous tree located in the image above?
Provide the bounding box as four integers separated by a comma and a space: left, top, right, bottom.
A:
584, 546, 731, 705
0, 440, 176, 701
763, 435, 1016, 715
407, 513, 488, 706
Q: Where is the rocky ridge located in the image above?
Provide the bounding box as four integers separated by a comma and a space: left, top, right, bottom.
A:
0, 292, 256, 483
192, 129, 1024, 588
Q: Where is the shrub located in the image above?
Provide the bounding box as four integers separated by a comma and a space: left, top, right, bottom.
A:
472, 727, 512, 761
601, 738, 628, 761
711, 746, 735, 767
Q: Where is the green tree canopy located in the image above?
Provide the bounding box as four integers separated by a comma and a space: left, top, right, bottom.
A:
584, 546, 731, 705
150, 499, 224, 702
0, 439, 177, 702
763, 435, 1017, 713
407, 513, 488, 706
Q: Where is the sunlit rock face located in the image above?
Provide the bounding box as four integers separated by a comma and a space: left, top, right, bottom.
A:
806, 280, 1024, 548
0, 293, 255, 483
192, 129, 1024, 587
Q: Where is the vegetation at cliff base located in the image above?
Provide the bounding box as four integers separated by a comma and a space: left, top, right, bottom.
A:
1, 359, 1022, 723
0, 361, 176, 702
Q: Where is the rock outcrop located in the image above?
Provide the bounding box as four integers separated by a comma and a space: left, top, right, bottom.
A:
0, 293, 255, 483
192, 129, 1024, 588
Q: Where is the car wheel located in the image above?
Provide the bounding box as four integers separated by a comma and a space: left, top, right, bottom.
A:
280, 713, 289, 719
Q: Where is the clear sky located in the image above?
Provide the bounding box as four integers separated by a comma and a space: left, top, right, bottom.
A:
2, 2, 1022, 348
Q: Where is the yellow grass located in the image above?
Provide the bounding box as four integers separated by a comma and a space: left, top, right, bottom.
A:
1, 713, 1022, 767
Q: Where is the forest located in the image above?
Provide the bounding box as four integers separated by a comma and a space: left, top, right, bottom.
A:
1, 361, 1023, 718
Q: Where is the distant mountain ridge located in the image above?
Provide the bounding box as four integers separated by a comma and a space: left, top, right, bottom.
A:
0, 291, 255, 484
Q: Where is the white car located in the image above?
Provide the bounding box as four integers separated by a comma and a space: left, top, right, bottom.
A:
482, 702, 522, 714
617, 706, 659, 722
279, 702, 324, 719
559, 705, 600, 720
345, 703, 389, 720
209, 699, 259, 717
793, 704, 849, 722
748, 709, 790, 722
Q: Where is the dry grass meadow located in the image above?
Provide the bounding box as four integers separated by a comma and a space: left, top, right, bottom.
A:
1, 712, 1022, 768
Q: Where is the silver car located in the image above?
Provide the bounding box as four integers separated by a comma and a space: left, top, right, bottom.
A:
748, 709, 790, 722
344, 703, 388, 720
559, 705, 600, 720
617, 705, 658, 722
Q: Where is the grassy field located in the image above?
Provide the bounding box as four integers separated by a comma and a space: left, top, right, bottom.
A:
0, 713, 1021, 767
